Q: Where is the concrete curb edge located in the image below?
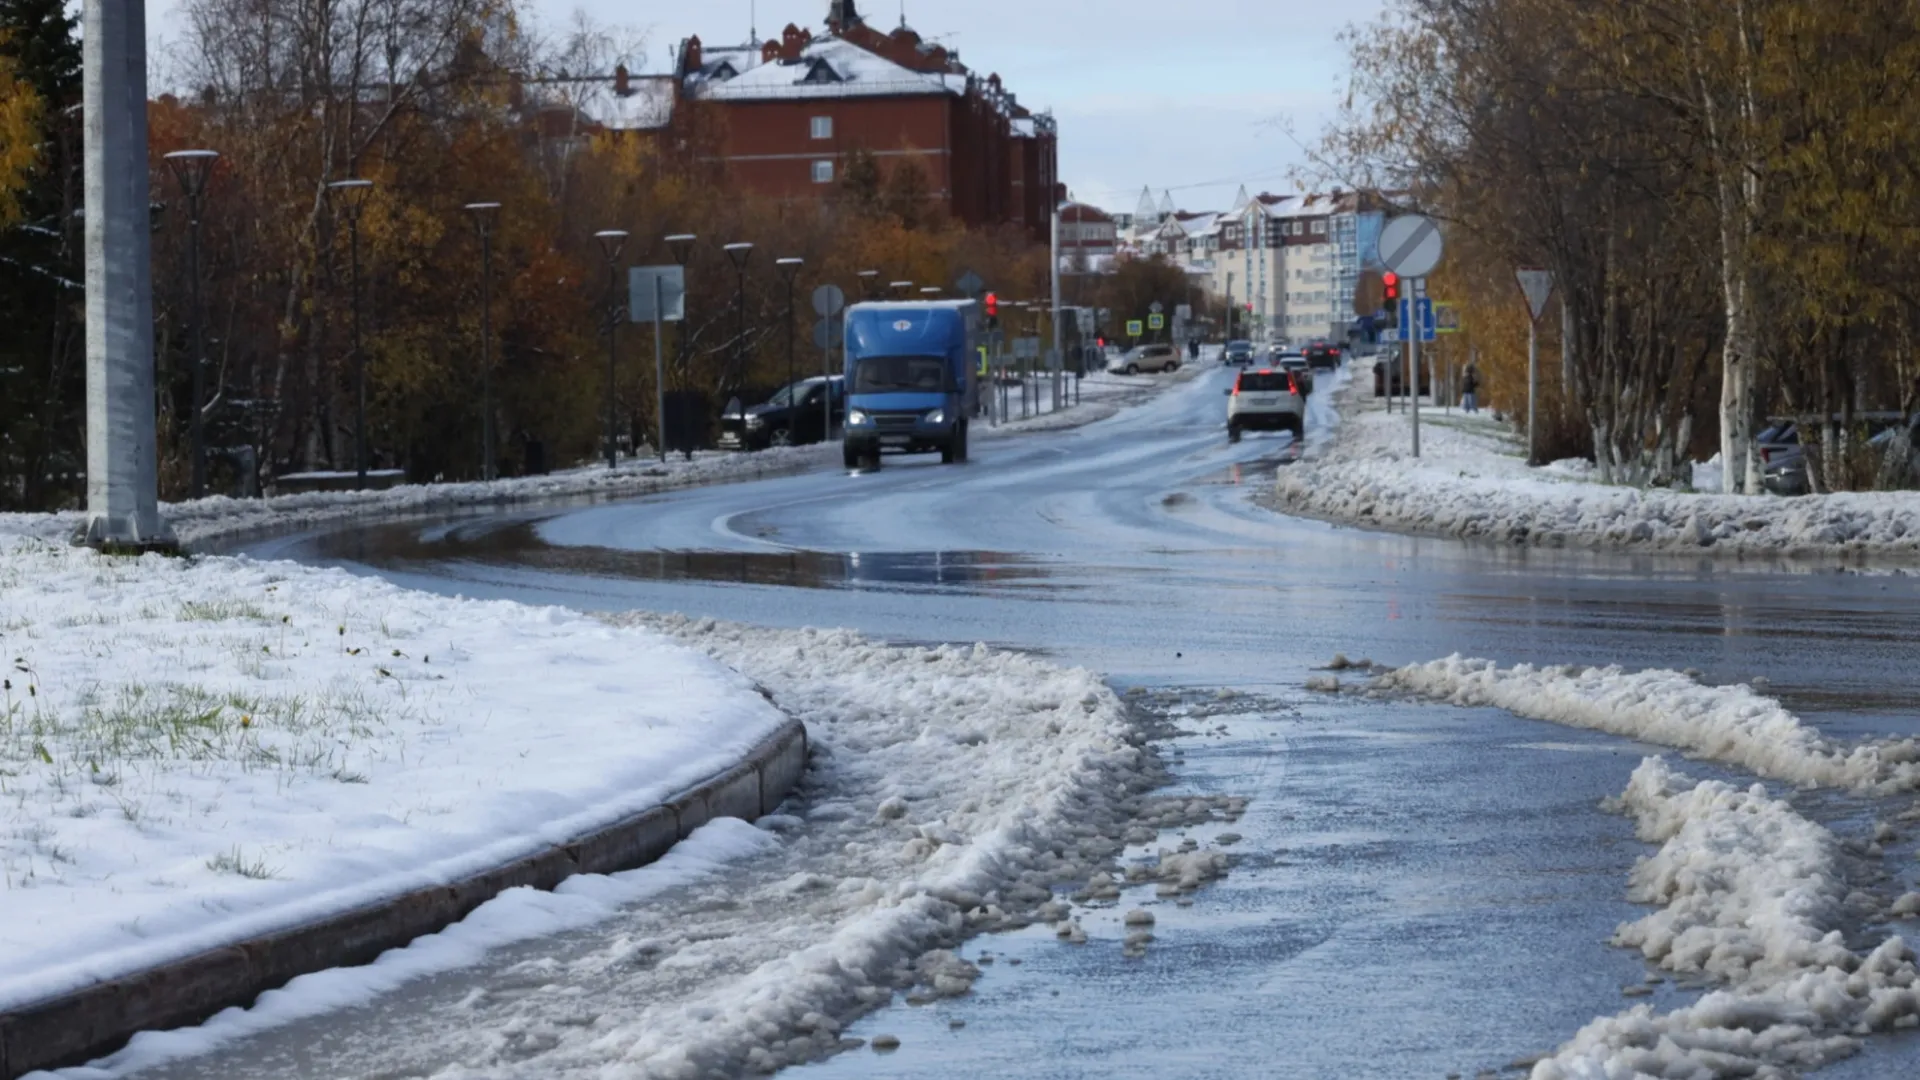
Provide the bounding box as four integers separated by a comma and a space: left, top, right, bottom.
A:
0, 716, 808, 1079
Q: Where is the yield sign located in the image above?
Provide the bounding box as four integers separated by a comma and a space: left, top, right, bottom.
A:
1516, 267, 1555, 323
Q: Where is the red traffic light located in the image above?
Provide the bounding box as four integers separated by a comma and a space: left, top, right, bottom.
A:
1382, 271, 1401, 303
984, 292, 999, 317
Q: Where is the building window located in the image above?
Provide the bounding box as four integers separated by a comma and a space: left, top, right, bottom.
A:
1312, 219, 1327, 235
811, 159, 833, 184
810, 116, 833, 140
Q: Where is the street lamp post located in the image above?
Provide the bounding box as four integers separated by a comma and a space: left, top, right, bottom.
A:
776, 258, 803, 406
595, 229, 628, 470
664, 234, 697, 460
889, 280, 913, 300
463, 202, 501, 481
326, 178, 374, 484
857, 269, 880, 300
164, 149, 218, 498
724, 242, 754, 387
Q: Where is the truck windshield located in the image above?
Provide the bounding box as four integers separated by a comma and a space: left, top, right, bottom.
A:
852, 355, 950, 394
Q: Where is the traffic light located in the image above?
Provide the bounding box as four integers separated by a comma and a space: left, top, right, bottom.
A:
984, 292, 998, 317
1382, 272, 1400, 327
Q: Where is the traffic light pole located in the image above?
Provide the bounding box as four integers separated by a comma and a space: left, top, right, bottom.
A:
1409, 277, 1423, 459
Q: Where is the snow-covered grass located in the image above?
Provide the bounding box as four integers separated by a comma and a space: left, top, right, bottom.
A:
1370, 656, 1920, 792
60, 617, 1232, 1078
0, 533, 786, 1015
1273, 372, 1920, 560
1532, 757, 1920, 1078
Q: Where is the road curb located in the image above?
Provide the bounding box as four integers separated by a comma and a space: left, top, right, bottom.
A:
0, 716, 808, 1079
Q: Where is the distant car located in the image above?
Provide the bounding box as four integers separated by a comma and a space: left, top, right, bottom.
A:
1224, 340, 1256, 366
1225, 367, 1305, 443
1113, 343, 1181, 375
1276, 353, 1314, 397
1304, 342, 1345, 370
718, 375, 845, 451
1757, 415, 1920, 495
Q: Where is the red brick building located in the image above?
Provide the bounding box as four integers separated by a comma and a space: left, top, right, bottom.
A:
655, 1, 1058, 243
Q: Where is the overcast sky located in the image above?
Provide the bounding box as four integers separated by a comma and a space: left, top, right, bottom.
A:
145, 0, 1388, 215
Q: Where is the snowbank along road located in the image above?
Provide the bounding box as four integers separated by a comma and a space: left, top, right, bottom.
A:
1273, 372, 1920, 562
52, 361, 1920, 1078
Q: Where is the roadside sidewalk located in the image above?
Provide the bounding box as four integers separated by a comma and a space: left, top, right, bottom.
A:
0, 530, 801, 1074
978, 346, 1215, 440
1272, 370, 1920, 561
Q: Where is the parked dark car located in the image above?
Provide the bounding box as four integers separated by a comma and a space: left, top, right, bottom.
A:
718, 376, 846, 451
1758, 414, 1920, 495
1373, 358, 1431, 398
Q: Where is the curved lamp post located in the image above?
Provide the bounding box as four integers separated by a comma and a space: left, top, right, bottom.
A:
857, 269, 880, 300
164, 149, 218, 498
594, 229, 629, 469
325, 178, 374, 483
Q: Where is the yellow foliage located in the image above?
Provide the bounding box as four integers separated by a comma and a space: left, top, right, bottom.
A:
0, 46, 43, 229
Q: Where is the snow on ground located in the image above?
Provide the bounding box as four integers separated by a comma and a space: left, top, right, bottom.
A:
1531, 757, 1920, 1078
58, 617, 1232, 1079
976, 348, 1213, 440
1368, 656, 1920, 792
0, 533, 786, 1016
1273, 370, 1920, 560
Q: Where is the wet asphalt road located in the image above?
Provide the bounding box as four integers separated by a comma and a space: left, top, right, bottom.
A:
221, 364, 1920, 1078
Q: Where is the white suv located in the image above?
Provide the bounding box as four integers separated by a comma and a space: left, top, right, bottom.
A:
1225, 368, 1305, 443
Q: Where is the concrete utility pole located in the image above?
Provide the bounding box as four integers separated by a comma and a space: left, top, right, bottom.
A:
79, 0, 173, 551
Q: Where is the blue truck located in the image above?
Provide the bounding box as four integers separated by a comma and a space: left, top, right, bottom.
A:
841, 300, 979, 469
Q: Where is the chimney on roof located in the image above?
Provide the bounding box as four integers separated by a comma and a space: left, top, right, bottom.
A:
614, 63, 630, 96
682, 36, 703, 74
827, 0, 862, 31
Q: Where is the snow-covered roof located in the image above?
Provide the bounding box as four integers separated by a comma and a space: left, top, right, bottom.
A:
574, 77, 676, 131
689, 36, 964, 101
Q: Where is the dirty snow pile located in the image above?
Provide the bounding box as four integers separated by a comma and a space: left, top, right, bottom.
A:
1271, 373, 1920, 560
0, 445, 835, 550
1371, 656, 1920, 792
1531, 757, 1920, 1078
0, 533, 785, 1016
60, 617, 1214, 1079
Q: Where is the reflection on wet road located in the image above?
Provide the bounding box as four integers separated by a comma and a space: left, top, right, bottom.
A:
226, 363, 1920, 1077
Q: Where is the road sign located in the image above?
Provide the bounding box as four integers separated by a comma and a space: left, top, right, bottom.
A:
1149, 300, 1164, 315
1381, 328, 1401, 343
812, 318, 844, 351
1013, 336, 1041, 360
1175, 303, 1192, 322
1148, 313, 1165, 331
1126, 319, 1144, 338
1398, 297, 1437, 342
1076, 308, 1095, 334
812, 283, 846, 318
628, 266, 686, 322
1354, 270, 1384, 316
1435, 303, 1461, 334
1378, 214, 1444, 278
955, 270, 986, 299
1515, 267, 1555, 323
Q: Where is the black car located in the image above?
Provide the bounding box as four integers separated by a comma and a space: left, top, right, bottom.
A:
718, 376, 846, 451
1224, 340, 1256, 365
1303, 342, 1345, 370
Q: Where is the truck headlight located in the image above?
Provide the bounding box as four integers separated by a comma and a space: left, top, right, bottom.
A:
848, 409, 869, 426
923, 408, 945, 425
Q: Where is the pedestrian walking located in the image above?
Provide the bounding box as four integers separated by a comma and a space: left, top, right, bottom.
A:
1461, 364, 1480, 413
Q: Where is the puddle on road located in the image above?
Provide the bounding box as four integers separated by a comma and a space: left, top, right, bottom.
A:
314, 520, 1065, 594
